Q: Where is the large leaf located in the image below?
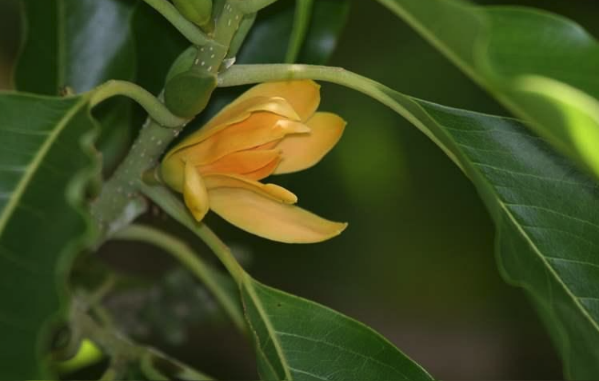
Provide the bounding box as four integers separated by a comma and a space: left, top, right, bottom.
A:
220, 63, 599, 378
0, 93, 99, 378
141, 184, 433, 380
350, 77, 599, 379
376, 0, 599, 180
14, 0, 137, 170
241, 275, 434, 381
15, 0, 135, 94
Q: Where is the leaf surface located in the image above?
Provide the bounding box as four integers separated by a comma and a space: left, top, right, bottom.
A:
15, 0, 136, 170
0, 93, 99, 378
377, 0, 599, 179
317, 72, 599, 379
141, 184, 434, 381
241, 276, 434, 381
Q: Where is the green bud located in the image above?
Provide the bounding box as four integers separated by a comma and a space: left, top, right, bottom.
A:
164, 69, 217, 118
172, 0, 213, 29
165, 46, 197, 83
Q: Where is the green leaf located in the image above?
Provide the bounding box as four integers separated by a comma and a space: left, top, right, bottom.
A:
0, 93, 99, 378
238, 0, 350, 65
15, 0, 135, 94
140, 184, 434, 381
221, 62, 599, 378
14, 0, 137, 170
376, 0, 599, 179
338, 74, 599, 379
240, 275, 434, 381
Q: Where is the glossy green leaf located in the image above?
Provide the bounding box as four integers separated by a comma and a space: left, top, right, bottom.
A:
240, 275, 434, 381
0, 93, 99, 379
238, 0, 350, 65
14, 0, 136, 171
15, 0, 135, 93
376, 0, 599, 179
141, 184, 433, 381
339, 73, 599, 379
221, 62, 599, 378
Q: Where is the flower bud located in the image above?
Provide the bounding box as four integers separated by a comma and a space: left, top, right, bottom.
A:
164, 69, 217, 118
172, 0, 213, 29
166, 46, 197, 83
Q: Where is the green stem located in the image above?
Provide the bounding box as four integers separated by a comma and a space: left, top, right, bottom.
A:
90, 80, 187, 128
142, 0, 212, 46
195, 223, 245, 285
92, 1, 245, 240
140, 183, 245, 285
113, 224, 246, 333
90, 118, 174, 238
285, 0, 314, 63
228, 0, 279, 14
73, 306, 213, 380
217, 64, 457, 164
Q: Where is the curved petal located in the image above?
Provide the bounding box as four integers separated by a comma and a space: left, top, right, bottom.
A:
166, 96, 300, 157
199, 149, 281, 176
274, 112, 346, 175
242, 156, 281, 180
204, 174, 297, 204
233, 80, 321, 122
208, 187, 348, 243
182, 112, 309, 165
183, 162, 210, 221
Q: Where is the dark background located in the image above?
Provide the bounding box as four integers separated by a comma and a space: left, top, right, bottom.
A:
1, 0, 598, 379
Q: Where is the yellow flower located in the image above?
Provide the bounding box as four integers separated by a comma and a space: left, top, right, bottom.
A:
161, 80, 348, 243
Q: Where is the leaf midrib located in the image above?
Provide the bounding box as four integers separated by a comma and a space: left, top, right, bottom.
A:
243, 277, 293, 381
422, 102, 599, 339
0, 96, 87, 235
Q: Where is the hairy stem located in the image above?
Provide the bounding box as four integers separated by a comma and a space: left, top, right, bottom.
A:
91, 2, 245, 239
113, 224, 246, 333
90, 80, 187, 128
141, 0, 212, 46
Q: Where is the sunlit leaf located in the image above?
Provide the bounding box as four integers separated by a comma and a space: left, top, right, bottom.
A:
332, 72, 599, 379
377, 0, 599, 180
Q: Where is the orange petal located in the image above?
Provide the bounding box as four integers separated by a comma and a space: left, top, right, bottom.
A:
232, 80, 321, 122
182, 112, 309, 165
242, 156, 281, 181
208, 187, 347, 243
183, 162, 210, 221
199, 149, 281, 176
204, 174, 297, 204
166, 96, 300, 157
274, 112, 346, 175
